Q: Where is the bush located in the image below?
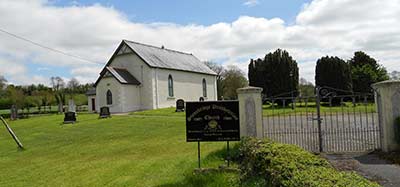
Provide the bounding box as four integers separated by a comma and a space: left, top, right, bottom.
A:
238, 138, 380, 187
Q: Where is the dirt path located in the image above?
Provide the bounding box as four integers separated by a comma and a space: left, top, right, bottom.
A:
325, 153, 400, 187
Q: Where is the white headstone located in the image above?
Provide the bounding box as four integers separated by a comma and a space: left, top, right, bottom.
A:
68, 99, 76, 113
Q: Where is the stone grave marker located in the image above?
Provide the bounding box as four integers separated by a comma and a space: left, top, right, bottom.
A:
176, 99, 185, 112
10, 105, 18, 120
68, 99, 76, 113
63, 112, 76, 124
99, 106, 111, 118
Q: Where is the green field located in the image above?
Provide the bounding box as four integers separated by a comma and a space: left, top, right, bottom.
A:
262, 102, 376, 116
0, 111, 239, 187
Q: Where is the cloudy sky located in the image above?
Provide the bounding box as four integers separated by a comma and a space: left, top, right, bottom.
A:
0, 0, 399, 85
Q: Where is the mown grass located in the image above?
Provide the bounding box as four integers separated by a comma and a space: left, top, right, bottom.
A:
0, 111, 240, 187
130, 103, 376, 117
262, 102, 376, 116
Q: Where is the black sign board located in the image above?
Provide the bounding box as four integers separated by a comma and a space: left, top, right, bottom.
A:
186, 101, 240, 142
99, 107, 111, 118
199, 97, 204, 102
176, 99, 185, 112
63, 112, 76, 124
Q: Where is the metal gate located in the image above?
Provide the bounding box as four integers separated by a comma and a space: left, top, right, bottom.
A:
263, 87, 381, 153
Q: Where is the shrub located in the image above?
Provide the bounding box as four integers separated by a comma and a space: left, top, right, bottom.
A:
238, 137, 380, 187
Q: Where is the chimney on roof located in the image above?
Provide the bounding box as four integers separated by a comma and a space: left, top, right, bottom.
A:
161, 45, 165, 49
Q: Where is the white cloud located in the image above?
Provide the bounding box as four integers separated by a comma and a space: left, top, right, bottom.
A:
243, 0, 260, 7
0, 0, 399, 86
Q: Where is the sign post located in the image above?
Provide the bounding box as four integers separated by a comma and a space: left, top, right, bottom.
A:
186, 101, 240, 168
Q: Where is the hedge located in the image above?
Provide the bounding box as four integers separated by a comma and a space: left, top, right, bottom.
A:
239, 137, 380, 187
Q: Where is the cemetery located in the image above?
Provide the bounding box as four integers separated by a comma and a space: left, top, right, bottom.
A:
2, 82, 399, 186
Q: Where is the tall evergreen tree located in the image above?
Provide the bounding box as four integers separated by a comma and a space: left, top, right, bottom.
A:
315, 56, 352, 97
248, 49, 299, 98
349, 51, 389, 93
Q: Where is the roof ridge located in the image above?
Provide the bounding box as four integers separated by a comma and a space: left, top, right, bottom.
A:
123, 39, 193, 56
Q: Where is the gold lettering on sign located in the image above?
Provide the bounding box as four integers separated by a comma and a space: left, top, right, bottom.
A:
212, 104, 238, 120
187, 106, 211, 121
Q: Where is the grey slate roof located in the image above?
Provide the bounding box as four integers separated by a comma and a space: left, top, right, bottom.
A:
123, 40, 217, 75
85, 88, 96, 96
106, 67, 141, 85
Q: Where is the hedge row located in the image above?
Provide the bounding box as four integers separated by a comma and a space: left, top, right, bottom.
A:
239, 138, 380, 187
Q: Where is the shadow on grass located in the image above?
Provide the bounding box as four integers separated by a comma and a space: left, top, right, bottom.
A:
156, 145, 242, 187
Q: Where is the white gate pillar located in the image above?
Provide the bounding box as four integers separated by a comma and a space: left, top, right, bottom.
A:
372, 80, 400, 152
237, 87, 263, 138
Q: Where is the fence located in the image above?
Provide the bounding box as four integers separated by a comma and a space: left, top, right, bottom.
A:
263, 87, 381, 153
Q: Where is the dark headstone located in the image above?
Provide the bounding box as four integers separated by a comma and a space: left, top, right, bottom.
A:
99, 107, 111, 118
199, 97, 205, 102
10, 105, 18, 120
176, 99, 185, 112
63, 112, 76, 124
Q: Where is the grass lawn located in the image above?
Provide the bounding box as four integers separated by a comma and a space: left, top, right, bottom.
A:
0, 110, 239, 187
262, 102, 376, 116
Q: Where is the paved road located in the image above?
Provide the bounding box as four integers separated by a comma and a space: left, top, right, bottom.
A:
263, 113, 380, 152
326, 153, 400, 187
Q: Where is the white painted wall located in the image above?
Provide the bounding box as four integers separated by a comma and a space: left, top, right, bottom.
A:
87, 95, 96, 113
95, 47, 218, 112
109, 53, 154, 110
121, 84, 141, 112
155, 68, 217, 108
96, 77, 123, 113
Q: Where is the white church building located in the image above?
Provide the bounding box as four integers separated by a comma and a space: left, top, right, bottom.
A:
88, 40, 217, 113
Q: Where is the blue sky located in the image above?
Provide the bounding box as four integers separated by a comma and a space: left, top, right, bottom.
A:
54, 0, 310, 25
0, 0, 399, 85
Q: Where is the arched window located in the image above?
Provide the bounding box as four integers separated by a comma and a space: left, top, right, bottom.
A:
202, 78, 207, 97
106, 90, 112, 105
168, 75, 174, 97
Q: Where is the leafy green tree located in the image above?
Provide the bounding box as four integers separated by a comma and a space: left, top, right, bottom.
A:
315, 56, 352, 97
248, 49, 299, 98
221, 65, 248, 100
349, 51, 389, 93
204, 61, 225, 100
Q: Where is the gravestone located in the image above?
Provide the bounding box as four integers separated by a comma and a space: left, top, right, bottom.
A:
99, 107, 111, 118
68, 99, 76, 113
63, 112, 76, 124
10, 105, 18, 120
199, 97, 204, 102
176, 99, 185, 112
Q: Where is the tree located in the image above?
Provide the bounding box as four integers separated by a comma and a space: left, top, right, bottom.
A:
6, 86, 25, 110
51, 76, 66, 113
299, 78, 315, 97
248, 49, 299, 98
221, 65, 248, 100
204, 61, 225, 100
0, 75, 7, 90
67, 78, 79, 92
390, 71, 400, 80
315, 56, 352, 97
349, 51, 389, 93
